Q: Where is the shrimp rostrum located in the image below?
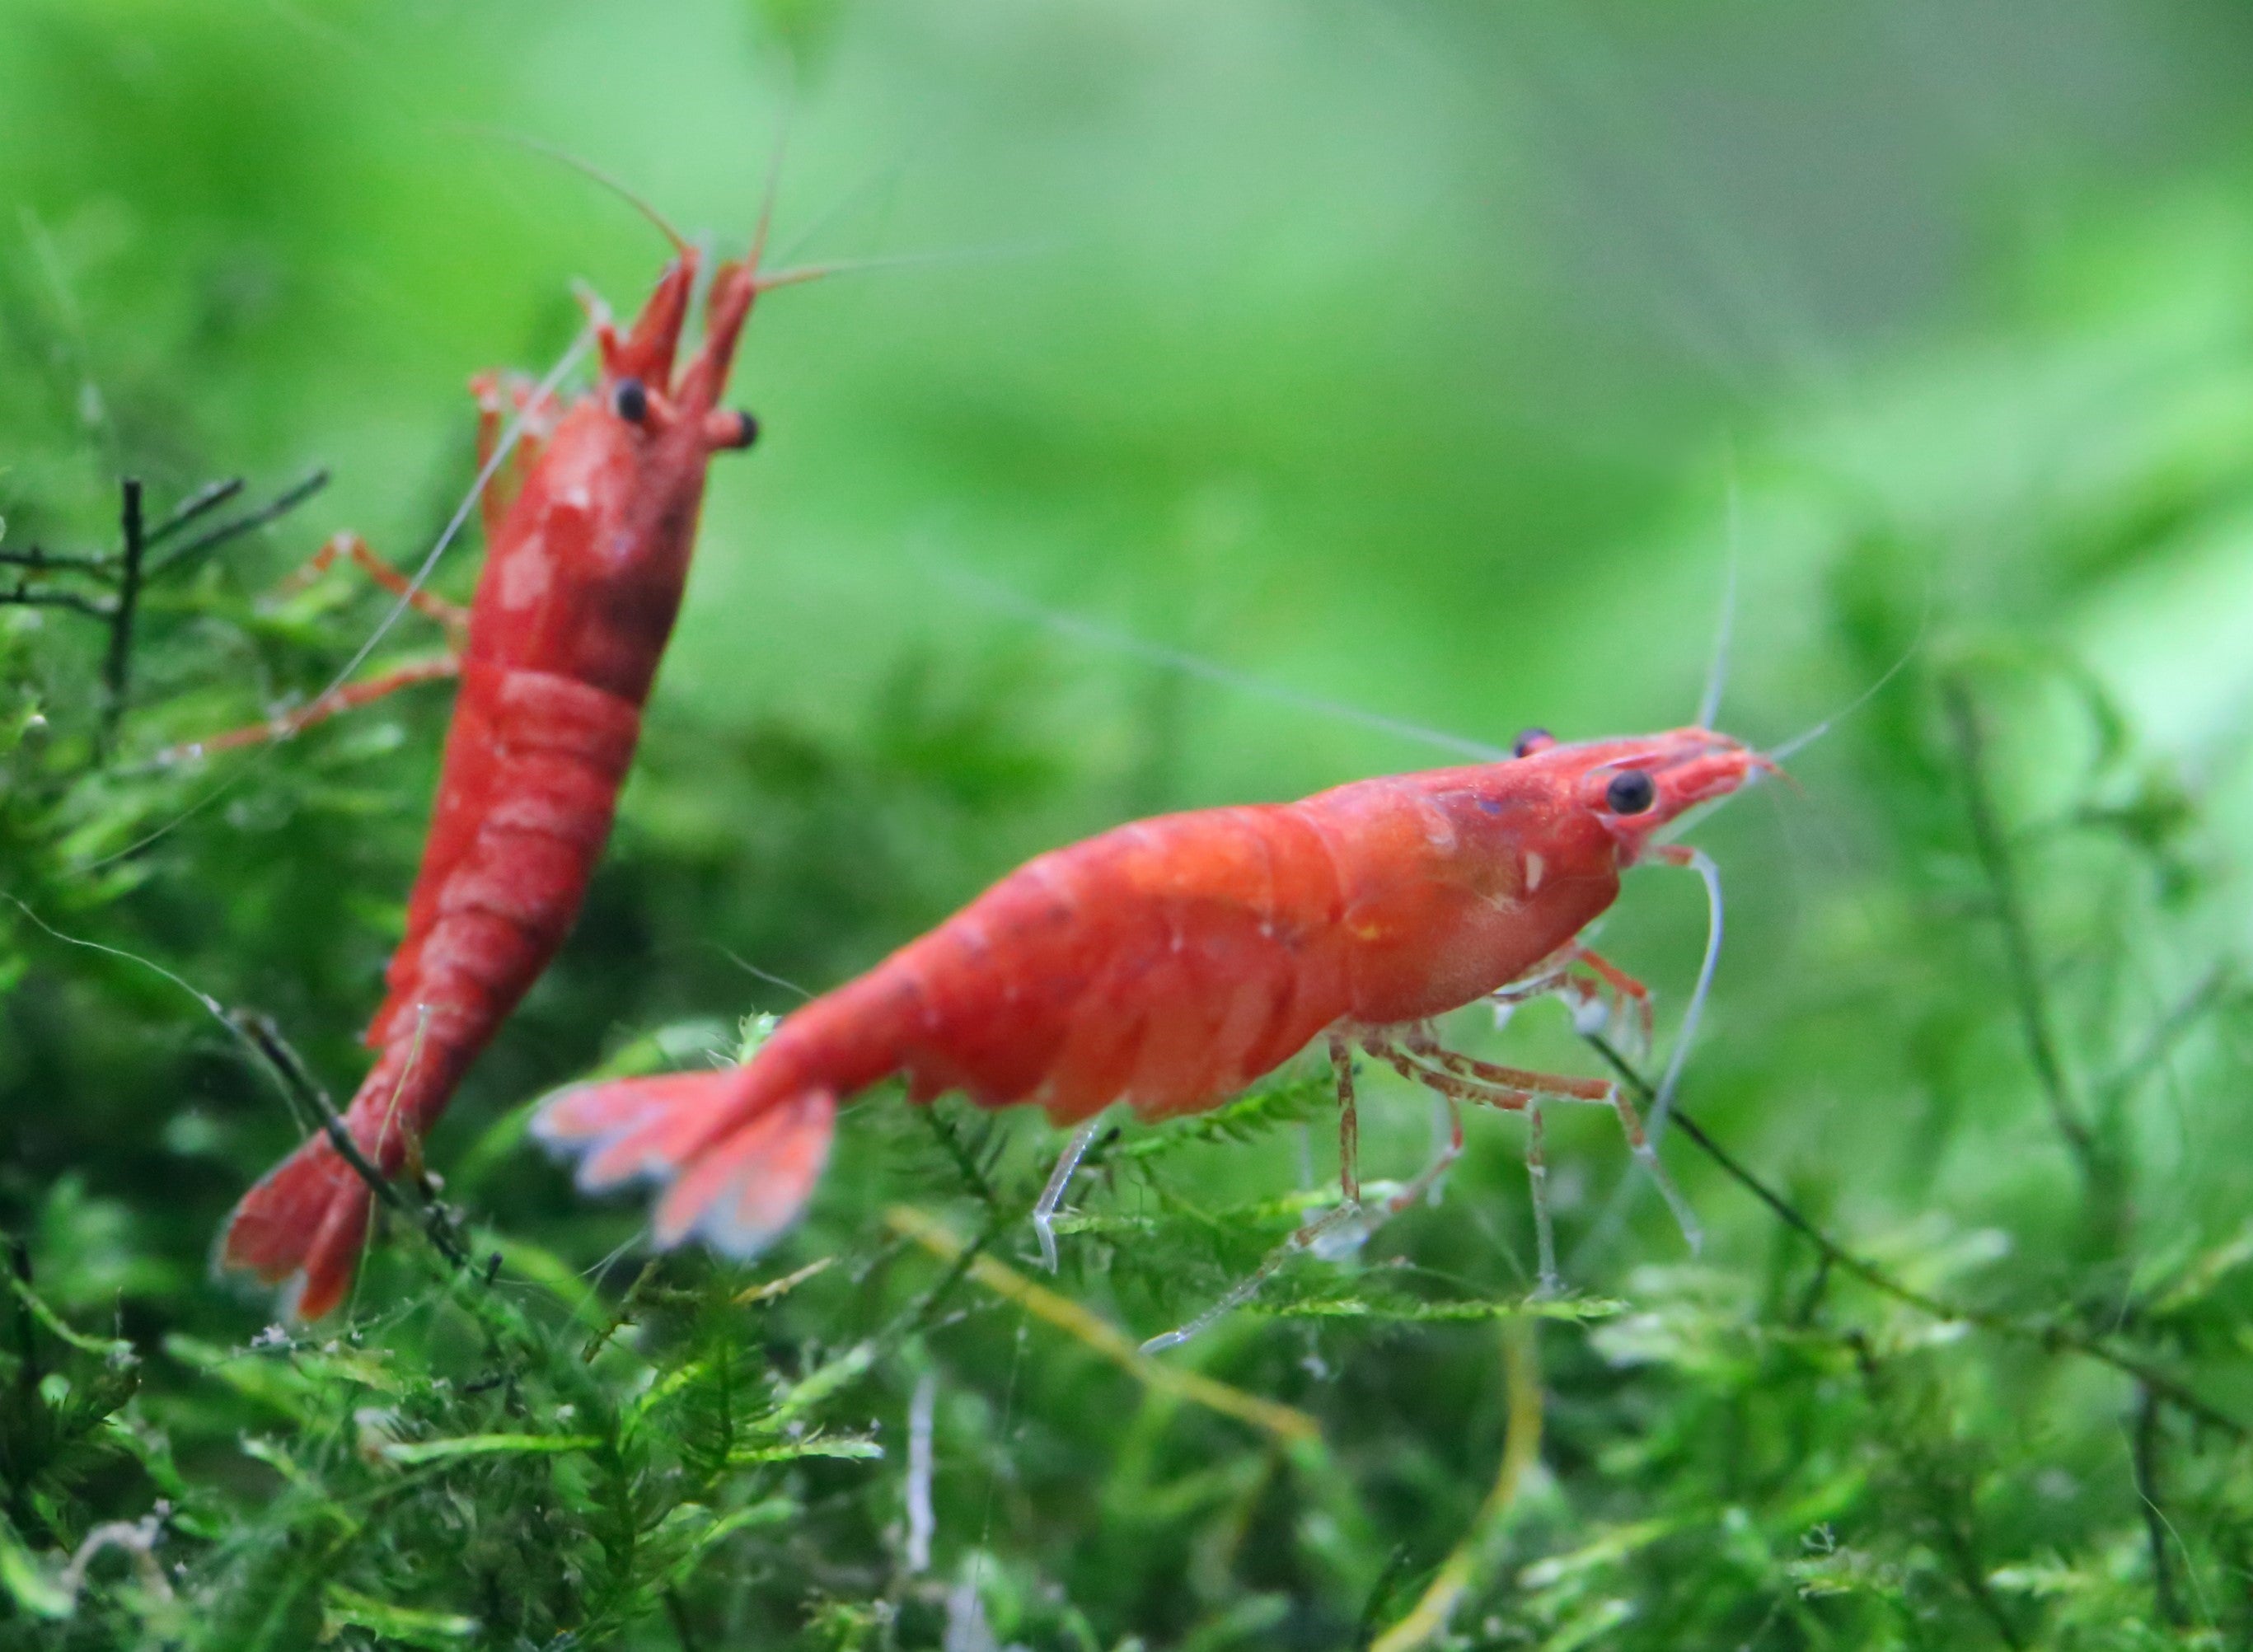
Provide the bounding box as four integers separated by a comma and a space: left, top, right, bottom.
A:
536, 723, 1773, 1308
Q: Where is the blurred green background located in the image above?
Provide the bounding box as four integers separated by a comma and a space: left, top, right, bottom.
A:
7, 2, 2253, 1646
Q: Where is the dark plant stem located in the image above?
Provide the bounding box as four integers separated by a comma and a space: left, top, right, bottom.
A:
3, 1234, 36, 1533
1588, 1036, 2245, 1440
665, 1589, 701, 1650
2096, 966, 2231, 1112
0, 584, 110, 618
1925, 1474, 2025, 1649
145, 476, 246, 545
0, 473, 327, 688
147, 466, 328, 578
96, 477, 146, 756
0, 545, 114, 574
2134, 1384, 2185, 1628
233, 1009, 475, 1275
920, 1102, 998, 1208
1789, 1250, 1833, 1327
583, 1258, 663, 1362
1942, 676, 2110, 1206
7, 1234, 36, 1399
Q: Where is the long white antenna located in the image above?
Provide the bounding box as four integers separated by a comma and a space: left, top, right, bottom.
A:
1561, 845, 1726, 1273
1764, 566, 1933, 765
1646, 846, 1724, 1145
1764, 617, 1926, 765
926, 557, 1511, 764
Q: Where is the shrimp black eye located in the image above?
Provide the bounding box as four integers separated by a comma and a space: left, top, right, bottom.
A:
1605, 770, 1656, 815
726, 409, 759, 450
1512, 728, 1553, 759
612, 378, 649, 424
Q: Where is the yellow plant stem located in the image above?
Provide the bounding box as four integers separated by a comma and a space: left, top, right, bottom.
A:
733, 1255, 835, 1307
883, 1204, 1319, 1448
1372, 1317, 1543, 1652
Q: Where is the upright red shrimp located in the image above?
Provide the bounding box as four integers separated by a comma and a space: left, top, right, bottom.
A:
535, 724, 1773, 1320
220, 232, 778, 1319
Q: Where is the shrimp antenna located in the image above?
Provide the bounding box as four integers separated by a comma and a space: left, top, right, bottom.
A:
1694, 450, 1740, 732
773, 157, 911, 270
753, 241, 1049, 292
1561, 845, 1726, 1271
747, 91, 796, 278
1646, 847, 1724, 1142
1763, 583, 1932, 765
924, 552, 1511, 763
471, 128, 691, 257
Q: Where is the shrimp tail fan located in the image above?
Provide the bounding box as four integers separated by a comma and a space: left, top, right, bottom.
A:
533, 1069, 836, 1256
219, 1132, 377, 1322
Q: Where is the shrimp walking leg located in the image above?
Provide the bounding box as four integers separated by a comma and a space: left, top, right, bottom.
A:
283, 532, 471, 640
1307, 1089, 1466, 1261
1374, 1033, 1609, 1292
1403, 1031, 1700, 1257
1140, 1037, 1375, 1355
1606, 1083, 1703, 1254
160, 531, 466, 762
1562, 945, 1655, 1060
470, 372, 556, 536
1488, 949, 1654, 1060
1525, 1103, 1558, 1296
1487, 972, 1567, 1023
1328, 1030, 1362, 1205
162, 653, 460, 760
1137, 1197, 1366, 1356
1399, 1027, 1614, 1103
1031, 1116, 1103, 1274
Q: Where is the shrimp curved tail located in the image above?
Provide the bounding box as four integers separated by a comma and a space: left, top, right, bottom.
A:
533, 1070, 836, 1257
220, 1134, 377, 1322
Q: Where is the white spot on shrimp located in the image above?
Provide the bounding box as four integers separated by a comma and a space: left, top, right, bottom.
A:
498, 543, 550, 609
1419, 803, 1458, 852
1524, 851, 1546, 893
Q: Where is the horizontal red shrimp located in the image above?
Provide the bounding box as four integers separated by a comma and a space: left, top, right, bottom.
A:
218, 216, 793, 1319
535, 723, 1773, 1316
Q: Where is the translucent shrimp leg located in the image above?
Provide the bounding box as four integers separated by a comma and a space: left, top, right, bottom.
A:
468, 370, 559, 539
1524, 1102, 1555, 1294
1410, 1032, 1701, 1258
1562, 945, 1656, 1061
280, 532, 471, 642
1137, 1036, 1372, 1354
1030, 1116, 1103, 1273
156, 531, 464, 763
1328, 1029, 1362, 1205
1492, 948, 1655, 1061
